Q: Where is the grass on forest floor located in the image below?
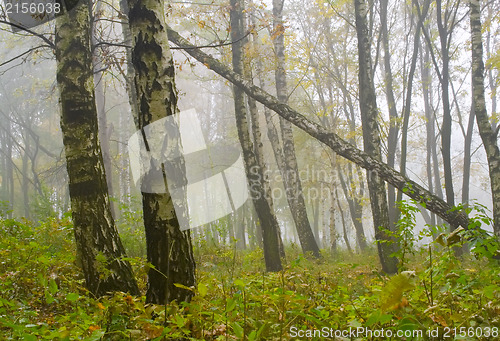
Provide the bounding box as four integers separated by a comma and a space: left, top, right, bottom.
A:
0, 217, 499, 340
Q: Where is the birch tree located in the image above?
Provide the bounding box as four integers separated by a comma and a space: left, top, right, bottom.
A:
55, 0, 139, 296
127, 0, 196, 303
469, 0, 500, 239
230, 0, 283, 271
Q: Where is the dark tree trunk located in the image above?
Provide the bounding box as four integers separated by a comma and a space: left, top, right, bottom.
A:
55, 0, 139, 297
436, 0, 456, 225
355, 0, 399, 274
420, 41, 442, 228
338, 166, 367, 251
380, 0, 399, 226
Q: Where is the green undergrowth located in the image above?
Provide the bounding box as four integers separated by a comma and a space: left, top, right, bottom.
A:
0, 216, 499, 340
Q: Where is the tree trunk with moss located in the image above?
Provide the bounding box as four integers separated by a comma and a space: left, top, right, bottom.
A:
127, 0, 195, 304
55, 0, 139, 297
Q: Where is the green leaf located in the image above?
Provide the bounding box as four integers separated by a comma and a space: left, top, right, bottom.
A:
232, 321, 244, 339
435, 233, 446, 247
198, 282, 208, 297
45, 290, 54, 304
233, 279, 245, 288
85, 329, 106, 341
226, 298, 237, 312
22, 334, 37, 341
65, 293, 79, 302
173, 283, 194, 291
366, 312, 380, 326
380, 274, 415, 311
483, 285, 497, 299
49, 279, 58, 295
248, 331, 257, 341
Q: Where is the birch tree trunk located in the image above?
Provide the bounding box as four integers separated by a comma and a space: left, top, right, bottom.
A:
272, 0, 320, 258
231, 0, 283, 271
354, 0, 399, 274
127, 0, 196, 304
55, 0, 139, 296
470, 0, 500, 238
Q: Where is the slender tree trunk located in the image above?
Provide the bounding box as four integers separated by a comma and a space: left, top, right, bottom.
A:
462, 106, 475, 206
355, 0, 399, 274
5, 121, 14, 217
91, 1, 116, 218
397, 2, 426, 204
338, 166, 367, 251
231, 0, 282, 271
486, 4, 498, 133
329, 186, 337, 253
22, 136, 30, 219
420, 40, 444, 227
436, 0, 456, 223
470, 0, 500, 238
247, 93, 286, 258
271, 0, 320, 258
118, 0, 138, 208
336, 189, 353, 253
235, 206, 246, 250
380, 0, 399, 226
55, 0, 139, 296
127, 0, 196, 303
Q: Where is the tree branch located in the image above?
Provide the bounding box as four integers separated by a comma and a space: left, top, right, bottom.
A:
0, 20, 55, 49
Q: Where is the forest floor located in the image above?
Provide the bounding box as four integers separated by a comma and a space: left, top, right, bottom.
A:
0, 216, 499, 340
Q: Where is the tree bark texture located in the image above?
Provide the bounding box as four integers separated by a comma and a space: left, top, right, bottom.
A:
55, 0, 139, 297
127, 0, 195, 304
338, 166, 367, 251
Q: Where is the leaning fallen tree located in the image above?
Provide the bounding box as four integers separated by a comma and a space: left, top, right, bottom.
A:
166, 26, 469, 230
